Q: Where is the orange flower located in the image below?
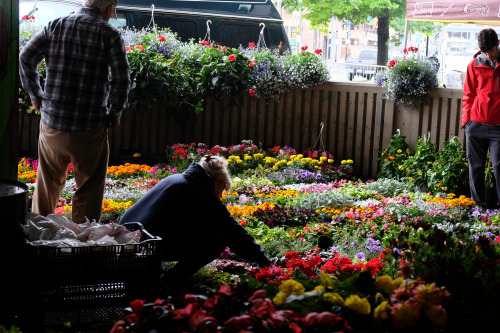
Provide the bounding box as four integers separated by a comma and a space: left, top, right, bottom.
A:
134, 45, 144, 51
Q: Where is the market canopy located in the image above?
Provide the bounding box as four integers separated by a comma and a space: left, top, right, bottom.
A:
406, 1, 500, 26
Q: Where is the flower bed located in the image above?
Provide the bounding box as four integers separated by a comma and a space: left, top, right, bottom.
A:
15, 141, 500, 332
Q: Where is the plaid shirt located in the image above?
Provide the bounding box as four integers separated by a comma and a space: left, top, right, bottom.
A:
19, 8, 130, 131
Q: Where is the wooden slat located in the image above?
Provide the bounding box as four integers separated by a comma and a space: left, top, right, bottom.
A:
17, 83, 469, 179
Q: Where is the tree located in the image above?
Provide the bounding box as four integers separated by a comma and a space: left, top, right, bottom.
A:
280, 0, 440, 66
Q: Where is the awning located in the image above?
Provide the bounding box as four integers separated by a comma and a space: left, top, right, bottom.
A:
405, 1, 500, 26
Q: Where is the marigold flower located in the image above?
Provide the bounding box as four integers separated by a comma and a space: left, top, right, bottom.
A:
323, 292, 344, 305
278, 279, 305, 296
374, 301, 392, 321
272, 292, 288, 306
344, 294, 371, 315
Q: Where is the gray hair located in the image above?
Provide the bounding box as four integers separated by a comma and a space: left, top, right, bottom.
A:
199, 155, 232, 191
83, 0, 116, 11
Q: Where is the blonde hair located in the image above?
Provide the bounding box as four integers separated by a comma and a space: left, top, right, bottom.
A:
199, 155, 232, 191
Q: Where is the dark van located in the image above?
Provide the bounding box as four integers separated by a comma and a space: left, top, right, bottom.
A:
19, 0, 290, 50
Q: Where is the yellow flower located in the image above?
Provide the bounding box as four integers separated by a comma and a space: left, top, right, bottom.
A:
273, 292, 288, 306
327, 159, 334, 163
397, 149, 402, 153
278, 279, 305, 296
408, 177, 414, 182
347, 159, 353, 164
375, 276, 403, 293
319, 156, 327, 161
320, 271, 334, 289
374, 301, 392, 321
323, 292, 344, 305
244, 155, 252, 161
344, 294, 371, 315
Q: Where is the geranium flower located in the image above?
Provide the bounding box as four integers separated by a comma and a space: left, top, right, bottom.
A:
301, 45, 308, 51
228, 54, 236, 62
126, 46, 132, 52
248, 42, 256, 47
314, 49, 322, 54
158, 35, 166, 42
248, 88, 256, 97
129, 299, 145, 314
134, 45, 144, 51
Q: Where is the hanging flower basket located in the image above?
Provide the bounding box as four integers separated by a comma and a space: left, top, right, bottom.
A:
375, 46, 439, 109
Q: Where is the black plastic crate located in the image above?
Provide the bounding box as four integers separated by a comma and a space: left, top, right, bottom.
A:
26, 222, 162, 329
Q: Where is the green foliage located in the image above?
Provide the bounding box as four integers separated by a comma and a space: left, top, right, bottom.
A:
427, 137, 469, 194
400, 134, 437, 190
377, 132, 411, 180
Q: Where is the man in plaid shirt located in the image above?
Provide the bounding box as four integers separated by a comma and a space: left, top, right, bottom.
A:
19, 0, 130, 223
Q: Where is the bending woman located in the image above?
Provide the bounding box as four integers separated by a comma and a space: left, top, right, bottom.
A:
119, 155, 271, 285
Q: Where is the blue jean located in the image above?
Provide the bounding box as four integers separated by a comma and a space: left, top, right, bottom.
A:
465, 121, 500, 204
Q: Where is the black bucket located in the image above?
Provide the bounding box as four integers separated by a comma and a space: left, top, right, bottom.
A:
0, 179, 30, 322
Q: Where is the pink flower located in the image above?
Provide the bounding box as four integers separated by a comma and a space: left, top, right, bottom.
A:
158, 35, 166, 42
228, 54, 237, 62
248, 89, 256, 97
391, 301, 421, 328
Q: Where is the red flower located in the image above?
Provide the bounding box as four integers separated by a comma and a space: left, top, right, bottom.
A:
218, 46, 227, 51
248, 42, 256, 48
315, 49, 322, 54
228, 54, 237, 62
301, 45, 308, 51
110, 320, 127, 333
126, 46, 132, 52
280, 41, 284, 45
249, 60, 254, 68
134, 45, 144, 51
388, 60, 398, 68
158, 35, 166, 42
130, 299, 145, 314
248, 88, 256, 97
22, 15, 30, 20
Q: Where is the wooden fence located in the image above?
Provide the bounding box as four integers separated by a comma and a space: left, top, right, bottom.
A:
18, 82, 465, 179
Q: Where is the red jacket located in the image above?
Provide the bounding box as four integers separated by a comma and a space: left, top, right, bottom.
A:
462, 50, 500, 127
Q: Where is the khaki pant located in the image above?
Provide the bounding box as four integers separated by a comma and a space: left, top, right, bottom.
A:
32, 121, 109, 223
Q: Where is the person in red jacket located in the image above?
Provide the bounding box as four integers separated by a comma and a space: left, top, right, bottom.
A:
463, 28, 500, 208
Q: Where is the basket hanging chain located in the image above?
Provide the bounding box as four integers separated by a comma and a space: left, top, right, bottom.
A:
312, 122, 325, 152
147, 5, 156, 31
257, 23, 267, 48
204, 20, 212, 44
